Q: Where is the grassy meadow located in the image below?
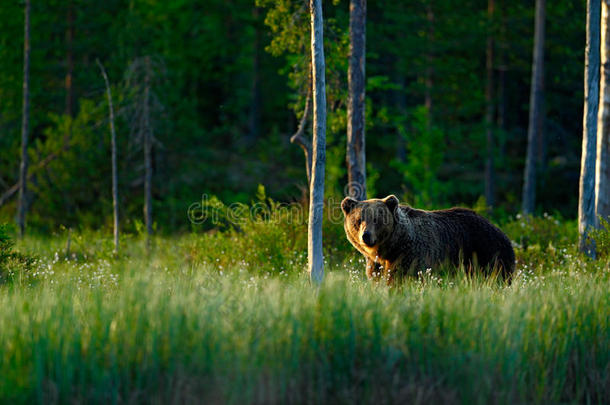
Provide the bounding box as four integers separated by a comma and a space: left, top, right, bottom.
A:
0, 208, 609, 404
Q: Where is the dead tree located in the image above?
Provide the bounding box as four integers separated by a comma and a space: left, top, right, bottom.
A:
125, 56, 165, 249
308, 0, 327, 285
96, 59, 120, 255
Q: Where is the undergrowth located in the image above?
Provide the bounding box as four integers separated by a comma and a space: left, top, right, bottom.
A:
1, 202, 608, 404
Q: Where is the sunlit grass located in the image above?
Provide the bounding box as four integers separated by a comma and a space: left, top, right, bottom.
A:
1, 230, 608, 404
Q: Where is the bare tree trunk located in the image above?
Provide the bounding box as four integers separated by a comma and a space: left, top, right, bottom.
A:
394, 72, 407, 162
497, 67, 506, 132
65, 1, 74, 120
96, 59, 120, 255
308, 0, 326, 285
17, 0, 30, 238
62, 1, 75, 218
425, 3, 434, 117
346, 0, 366, 201
579, 0, 601, 257
143, 56, 153, 247
521, 0, 545, 215
497, 0, 507, 134
597, 1, 610, 226
248, 6, 261, 143
485, 0, 496, 208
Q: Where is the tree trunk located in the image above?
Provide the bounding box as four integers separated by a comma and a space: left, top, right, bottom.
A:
308, 0, 327, 285
65, 1, 74, 120
497, 67, 506, 132
248, 6, 261, 143
346, 0, 366, 201
17, 0, 30, 238
485, 0, 496, 208
62, 1, 75, 219
394, 72, 407, 162
96, 59, 120, 255
579, 0, 601, 257
496, 0, 506, 134
425, 3, 434, 117
143, 56, 153, 246
521, 0, 545, 215
596, 1, 610, 226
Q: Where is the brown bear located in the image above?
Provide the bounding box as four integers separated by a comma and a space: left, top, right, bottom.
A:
341, 195, 515, 284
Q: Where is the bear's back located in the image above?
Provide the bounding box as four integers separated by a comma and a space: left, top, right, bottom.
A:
399, 205, 515, 276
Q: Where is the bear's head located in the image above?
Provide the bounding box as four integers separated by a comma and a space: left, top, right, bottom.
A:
341, 195, 399, 248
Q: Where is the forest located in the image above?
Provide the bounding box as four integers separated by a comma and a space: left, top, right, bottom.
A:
0, 0, 590, 230
0, 0, 608, 403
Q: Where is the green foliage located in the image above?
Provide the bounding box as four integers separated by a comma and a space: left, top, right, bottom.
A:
0, 0, 589, 229
183, 190, 355, 275
28, 100, 108, 229
257, 0, 353, 200
0, 224, 13, 270
365, 162, 381, 198
504, 213, 577, 250
589, 218, 610, 259
186, 189, 306, 275
391, 106, 446, 207
0, 224, 33, 284
503, 213, 579, 268
256, 0, 308, 56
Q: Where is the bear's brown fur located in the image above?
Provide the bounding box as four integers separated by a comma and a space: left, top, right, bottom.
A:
341, 195, 515, 284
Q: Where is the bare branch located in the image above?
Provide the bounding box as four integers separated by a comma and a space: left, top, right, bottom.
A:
0, 148, 65, 206
290, 67, 313, 185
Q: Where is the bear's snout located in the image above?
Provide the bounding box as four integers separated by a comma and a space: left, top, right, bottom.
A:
362, 231, 375, 247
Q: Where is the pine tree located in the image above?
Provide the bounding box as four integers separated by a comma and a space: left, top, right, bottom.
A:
346, 0, 367, 201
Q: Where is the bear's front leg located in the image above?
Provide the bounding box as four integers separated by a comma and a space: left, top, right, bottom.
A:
365, 257, 383, 280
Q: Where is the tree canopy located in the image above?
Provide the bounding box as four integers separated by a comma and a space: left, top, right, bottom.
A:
0, 0, 586, 231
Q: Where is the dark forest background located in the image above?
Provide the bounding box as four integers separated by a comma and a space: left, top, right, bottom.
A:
0, 0, 585, 232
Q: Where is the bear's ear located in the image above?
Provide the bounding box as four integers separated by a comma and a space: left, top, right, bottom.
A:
341, 197, 358, 215
383, 195, 399, 213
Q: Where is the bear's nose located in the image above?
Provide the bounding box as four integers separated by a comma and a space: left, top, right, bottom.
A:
362, 231, 375, 247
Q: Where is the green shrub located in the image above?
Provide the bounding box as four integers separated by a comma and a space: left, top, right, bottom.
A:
184, 191, 308, 275
588, 217, 610, 259
0, 224, 13, 269
182, 190, 358, 276
502, 213, 578, 270
503, 212, 577, 250
0, 224, 34, 284
390, 105, 446, 207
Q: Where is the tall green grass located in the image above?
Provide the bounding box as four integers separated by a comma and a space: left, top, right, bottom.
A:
0, 240, 608, 404
1, 210, 608, 404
